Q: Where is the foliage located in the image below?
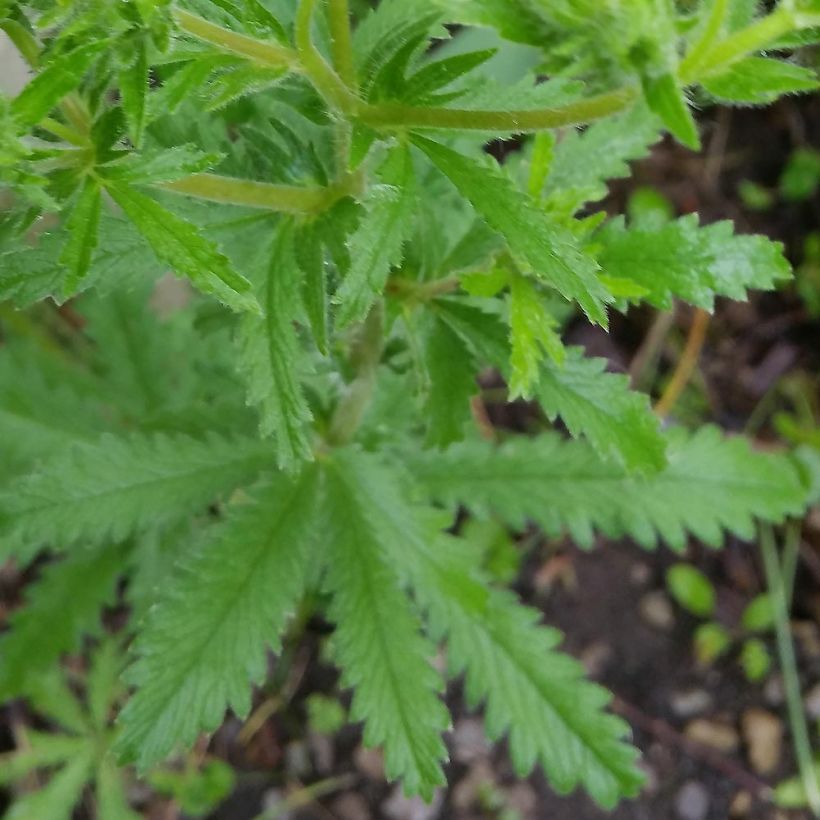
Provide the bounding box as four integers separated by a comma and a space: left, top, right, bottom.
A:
0, 0, 818, 812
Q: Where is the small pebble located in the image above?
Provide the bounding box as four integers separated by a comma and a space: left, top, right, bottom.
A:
640, 591, 676, 631
804, 681, 820, 720
630, 562, 652, 586
675, 780, 710, 820
764, 674, 785, 706
670, 688, 713, 718
382, 785, 443, 820
685, 718, 740, 752
452, 718, 490, 763
729, 790, 753, 817
580, 641, 613, 677
332, 792, 372, 820
451, 760, 495, 811
354, 745, 385, 781
741, 708, 782, 775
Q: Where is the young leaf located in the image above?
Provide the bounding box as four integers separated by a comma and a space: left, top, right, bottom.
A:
411, 427, 807, 550
0, 433, 271, 560
236, 221, 314, 469
413, 135, 612, 325
536, 347, 666, 473
116, 469, 321, 770
104, 184, 259, 313
321, 455, 449, 799
596, 214, 792, 310
508, 273, 565, 399
334, 144, 417, 327
10, 41, 106, 127
60, 178, 102, 296
641, 70, 700, 150
701, 57, 819, 104
0, 544, 126, 698
666, 564, 716, 617
119, 39, 150, 147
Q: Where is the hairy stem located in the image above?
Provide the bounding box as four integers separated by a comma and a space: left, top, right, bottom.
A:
295, 0, 359, 113
172, 7, 299, 69
160, 172, 361, 213
358, 86, 639, 132
760, 525, 820, 817
327, 303, 384, 445
679, 0, 730, 79
327, 0, 356, 88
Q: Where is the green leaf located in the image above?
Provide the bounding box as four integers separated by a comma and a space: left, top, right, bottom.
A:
421, 313, 478, 447
100, 145, 221, 185
294, 221, 328, 353
694, 621, 732, 663
105, 184, 259, 313
60, 178, 102, 297
666, 563, 716, 617
119, 39, 150, 147
116, 468, 321, 770
236, 221, 314, 469
741, 594, 775, 632
596, 214, 792, 310
4, 750, 95, 820
508, 273, 565, 399
96, 756, 141, 820
334, 144, 416, 327
740, 638, 771, 681
536, 347, 665, 473
0, 433, 270, 560
411, 427, 808, 550
641, 70, 700, 150
413, 135, 612, 325
544, 104, 661, 213
321, 454, 449, 799
0, 545, 126, 698
10, 41, 106, 127
341, 452, 643, 808
701, 57, 819, 104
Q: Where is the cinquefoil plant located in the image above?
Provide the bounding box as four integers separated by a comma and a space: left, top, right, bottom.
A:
1, 0, 819, 811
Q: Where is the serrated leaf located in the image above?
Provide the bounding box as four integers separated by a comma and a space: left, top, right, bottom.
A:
596, 214, 792, 310
509, 273, 565, 399
0, 433, 270, 560
105, 184, 259, 313
10, 41, 106, 127
413, 135, 612, 325
641, 70, 700, 150
701, 56, 820, 104
334, 144, 416, 327
294, 221, 328, 353
411, 427, 808, 550
60, 177, 102, 296
119, 38, 149, 147
421, 313, 478, 447
100, 145, 221, 184
336, 451, 643, 808
0, 545, 126, 698
236, 221, 314, 469
321, 454, 449, 799
116, 468, 320, 769
536, 347, 665, 473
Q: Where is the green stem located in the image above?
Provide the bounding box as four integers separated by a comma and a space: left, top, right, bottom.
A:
327, 0, 356, 89
327, 303, 384, 445
760, 525, 820, 817
172, 7, 299, 70
295, 0, 359, 113
679, 0, 730, 79
358, 86, 639, 132
680, 6, 796, 82
160, 172, 361, 213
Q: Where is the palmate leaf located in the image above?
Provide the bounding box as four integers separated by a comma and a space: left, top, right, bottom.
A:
321, 454, 449, 799
413, 134, 612, 325
536, 347, 666, 473
0, 544, 127, 699
59, 177, 102, 296
0, 432, 271, 561
334, 144, 417, 327
411, 427, 808, 550
596, 214, 792, 310
116, 468, 320, 769
332, 449, 644, 808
